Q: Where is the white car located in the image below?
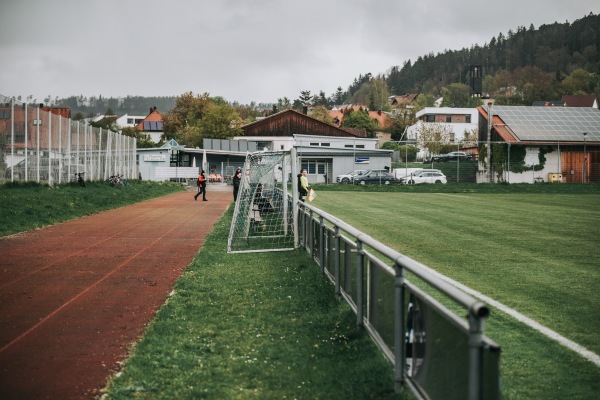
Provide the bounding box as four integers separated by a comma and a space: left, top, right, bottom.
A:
399, 170, 447, 184
336, 170, 367, 183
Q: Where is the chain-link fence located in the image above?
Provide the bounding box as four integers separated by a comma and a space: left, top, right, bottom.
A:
0, 95, 136, 185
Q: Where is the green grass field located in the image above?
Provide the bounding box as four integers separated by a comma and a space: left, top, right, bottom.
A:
309, 185, 600, 399
101, 208, 404, 400
0, 180, 184, 237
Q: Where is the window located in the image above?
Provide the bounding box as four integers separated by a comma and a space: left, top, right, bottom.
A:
310, 142, 319, 146
356, 145, 365, 149
256, 141, 272, 151
127, 118, 134, 124
425, 114, 435, 122
345, 144, 354, 148
466, 115, 471, 123
446, 115, 452, 123
320, 143, 330, 147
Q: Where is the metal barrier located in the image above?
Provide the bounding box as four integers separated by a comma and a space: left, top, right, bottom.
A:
297, 201, 501, 400
0, 95, 136, 184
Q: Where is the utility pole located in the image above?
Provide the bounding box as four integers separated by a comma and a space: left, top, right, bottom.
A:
583, 132, 587, 183
487, 102, 493, 183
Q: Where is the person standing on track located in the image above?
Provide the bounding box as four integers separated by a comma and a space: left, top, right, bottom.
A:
194, 170, 207, 201
232, 168, 242, 201
298, 168, 309, 201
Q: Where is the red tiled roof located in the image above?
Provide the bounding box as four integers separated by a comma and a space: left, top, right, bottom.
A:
477, 106, 519, 144
328, 106, 390, 128
136, 108, 163, 130
390, 94, 418, 104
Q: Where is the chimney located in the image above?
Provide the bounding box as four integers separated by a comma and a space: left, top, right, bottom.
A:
302, 106, 308, 115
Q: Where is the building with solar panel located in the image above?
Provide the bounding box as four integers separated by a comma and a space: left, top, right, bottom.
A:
478, 105, 599, 184
135, 107, 164, 143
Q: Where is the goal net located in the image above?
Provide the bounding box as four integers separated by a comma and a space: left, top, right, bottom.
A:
227, 151, 295, 253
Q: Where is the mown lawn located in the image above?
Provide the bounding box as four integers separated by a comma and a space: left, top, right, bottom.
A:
0, 180, 184, 237
101, 208, 405, 400
309, 184, 600, 399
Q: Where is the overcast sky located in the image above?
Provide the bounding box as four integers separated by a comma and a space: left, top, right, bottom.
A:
1, 0, 598, 106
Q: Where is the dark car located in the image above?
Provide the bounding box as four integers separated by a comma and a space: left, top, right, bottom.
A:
427, 151, 473, 163
353, 169, 397, 185
444, 151, 473, 161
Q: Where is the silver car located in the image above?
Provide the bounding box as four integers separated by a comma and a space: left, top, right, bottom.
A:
400, 170, 447, 184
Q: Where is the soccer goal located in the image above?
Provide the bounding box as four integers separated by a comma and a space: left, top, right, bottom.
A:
227, 151, 296, 253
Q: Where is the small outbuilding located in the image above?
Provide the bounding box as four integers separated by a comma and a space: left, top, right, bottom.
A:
479, 105, 600, 183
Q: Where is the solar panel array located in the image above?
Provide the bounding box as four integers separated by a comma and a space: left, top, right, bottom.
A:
143, 121, 164, 131
493, 106, 600, 142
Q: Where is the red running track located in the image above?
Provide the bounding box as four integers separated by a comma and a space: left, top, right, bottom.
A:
0, 189, 232, 399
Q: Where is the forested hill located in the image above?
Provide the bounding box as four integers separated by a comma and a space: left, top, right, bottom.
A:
50, 11, 599, 115
382, 12, 599, 97
55, 95, 178, 119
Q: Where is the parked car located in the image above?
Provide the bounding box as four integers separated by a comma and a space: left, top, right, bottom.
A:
425, 155, 445, 163
444, 151, 473, 161
353, 169, 397, 185
427, 152, 473, 163
336, 169, 367, 183
399, 170, 447, 184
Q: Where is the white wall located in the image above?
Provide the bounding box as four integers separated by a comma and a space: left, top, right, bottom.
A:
295, 134, 378, 150
115, 114, 145, 128
407, 107, 479, 143
498, 147, 564, 184
137, 150, 170, 181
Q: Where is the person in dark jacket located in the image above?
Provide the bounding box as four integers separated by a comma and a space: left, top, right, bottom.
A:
298, 168, 309, 201
232, 168, 242, 201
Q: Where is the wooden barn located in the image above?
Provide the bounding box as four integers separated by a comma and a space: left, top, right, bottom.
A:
241, 109, 366, 138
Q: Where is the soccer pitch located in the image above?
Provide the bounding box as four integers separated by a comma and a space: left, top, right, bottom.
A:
311, 190, 600, 399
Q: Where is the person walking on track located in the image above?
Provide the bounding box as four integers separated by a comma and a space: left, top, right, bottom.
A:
194, 170, 207, 201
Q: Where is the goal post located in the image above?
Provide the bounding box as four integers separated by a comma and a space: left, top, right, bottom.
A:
227, 150, 296, 253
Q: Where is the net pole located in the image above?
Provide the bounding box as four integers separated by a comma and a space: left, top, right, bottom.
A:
291, 147, 299, 247
282, 153, 289, 236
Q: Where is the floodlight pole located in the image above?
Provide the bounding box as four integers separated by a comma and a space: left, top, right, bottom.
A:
583, 132, 587, 184
487, 102, 493, 183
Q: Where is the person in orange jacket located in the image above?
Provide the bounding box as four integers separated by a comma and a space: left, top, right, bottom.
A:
194, 170, 207, 201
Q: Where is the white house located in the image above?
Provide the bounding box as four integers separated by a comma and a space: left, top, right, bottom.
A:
406, 107, 479, 143
116, 114, 145, 129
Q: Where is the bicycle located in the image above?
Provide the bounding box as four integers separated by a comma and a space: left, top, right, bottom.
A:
107, 175, 121, 187
107, 174, 131, 187
74, 172, 86, 187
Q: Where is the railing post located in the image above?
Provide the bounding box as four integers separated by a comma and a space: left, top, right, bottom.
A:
394, 259, 406, 392
334, 226, 341, 297
308, 209, 314, 256
319, 216, 325, 273
356, 239, 364, 327
468, 306, 486, 400
299, 207, 305, 248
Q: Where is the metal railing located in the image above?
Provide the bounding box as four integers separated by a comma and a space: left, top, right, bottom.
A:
0, 95, 137, 184
296, 201, 501, 400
